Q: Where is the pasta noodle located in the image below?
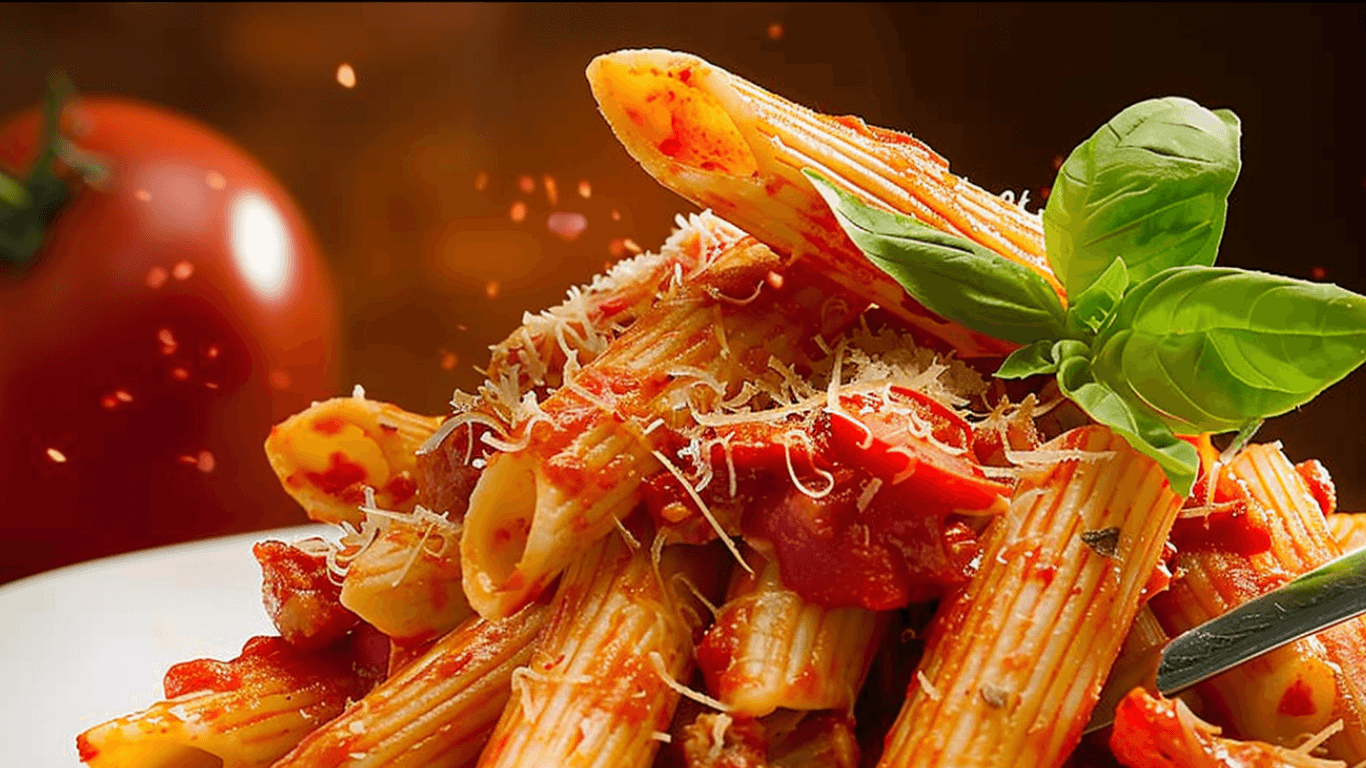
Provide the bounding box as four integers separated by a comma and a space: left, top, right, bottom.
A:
1328, 513, 1366, 553
1149, 442, 1366, 761
337, 506, 472, 642
77, 636, 377, 768
474, 530, 726, 767
273, 604, 550, 768
586, 48, 1056, 358
460, 237, 858, 619
697, 546, 885, 716
878, 425, 1184, 768
266, 395, 443, 525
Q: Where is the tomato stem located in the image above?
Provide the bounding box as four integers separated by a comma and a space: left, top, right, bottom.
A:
0, 74, 105, 271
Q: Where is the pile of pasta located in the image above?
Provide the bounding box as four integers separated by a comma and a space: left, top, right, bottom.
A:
77, 50, 1366, 768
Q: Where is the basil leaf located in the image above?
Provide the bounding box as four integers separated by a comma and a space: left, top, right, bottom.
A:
807, 170, 1067, 345
1092, 266, 1366, 433
997, 340, 1057, 379
1066, 257, 1128, 338
1055, 355, 1199, 495
1043, 97, 1242, 296
997, 338, 1093, 379
1052, 338, 1091, 362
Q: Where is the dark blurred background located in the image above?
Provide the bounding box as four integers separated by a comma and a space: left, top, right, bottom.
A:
0, 3, 1362, 575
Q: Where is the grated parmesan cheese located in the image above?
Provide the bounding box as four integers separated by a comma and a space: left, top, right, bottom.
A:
856, 477, 884, 513
703, 280, 765, 306
781, 430, 835, 499
707, 713, 734, 761
917, 670, 941, 701
1004, 446, 1117, 467
612, 515, 641, 551
1296, 719, 1344, 756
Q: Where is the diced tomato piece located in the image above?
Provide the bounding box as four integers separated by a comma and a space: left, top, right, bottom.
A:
1111, 688, 1310, 768
829, 388, 1010, 513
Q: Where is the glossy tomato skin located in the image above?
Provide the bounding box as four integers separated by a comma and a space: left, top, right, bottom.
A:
0, 97, 341, 583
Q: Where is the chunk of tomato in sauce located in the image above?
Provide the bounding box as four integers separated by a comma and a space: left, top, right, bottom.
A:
253, 539, 359, 650
1171, 459, 1273, 558
828, 388, 1009, 514
743, 469, 979, 611
1109, 688, 1298, 768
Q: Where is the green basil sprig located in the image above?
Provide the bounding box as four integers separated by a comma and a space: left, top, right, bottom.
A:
805, 95, 1366, 496
1043, 97, 1242, 297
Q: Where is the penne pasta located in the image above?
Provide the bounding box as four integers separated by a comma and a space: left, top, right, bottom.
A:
697, 546, 885, 716
485, 210, 747, 391
338, 507, 473, 643
1326, 514, 1366, 553
77, 636, 373, 768
266, 394, 443, 525
587, 49, 1059, 358
272, 603, 551, 768
1149, 443, 1366, 761
878, 425, 1184, 768
460, 237, 859, 619
474, 531, 727, 768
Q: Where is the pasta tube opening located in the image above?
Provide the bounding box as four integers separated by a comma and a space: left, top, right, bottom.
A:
461, 451, 544, 611
588, 49, 759, 179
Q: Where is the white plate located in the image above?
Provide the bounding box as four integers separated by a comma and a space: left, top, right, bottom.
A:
0, 525, 330, 765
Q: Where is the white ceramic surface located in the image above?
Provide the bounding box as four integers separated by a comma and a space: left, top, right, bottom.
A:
0, 524, 330, 765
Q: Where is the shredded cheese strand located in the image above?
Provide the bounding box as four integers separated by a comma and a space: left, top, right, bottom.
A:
649, 651, 732, 712
781, 430, 836, 499
651, 449, 752, 575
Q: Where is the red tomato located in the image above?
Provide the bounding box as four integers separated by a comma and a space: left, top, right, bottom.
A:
0, 96, 341, 583
828, 387, 1011, 513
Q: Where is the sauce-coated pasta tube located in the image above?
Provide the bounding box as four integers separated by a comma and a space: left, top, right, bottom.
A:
273, 603, 550, 768
697, 547, 884, 716
1149, 443, 1366, 761
76, 636, 370, 768
475, 532, 727, 768
879, 425, 1184, 768
338, 508, 472, 643
485, 210, 746, 390
266, 395, 443, 525
1327, 513, 1366, 553
461, 237, 857, 619
587, 49, 1059, 358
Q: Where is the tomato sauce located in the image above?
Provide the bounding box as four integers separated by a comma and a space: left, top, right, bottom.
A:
1110, 688, 1298, 768
1295, 459, 1337, 516
164, 656, 242, 698
1171, 464, 1273, 557
646, 405, 993, 611
1277, 677, 1318, 717
1170, 505, 1272, 557
165, 636, 350, 698
306, 451, 370, 495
